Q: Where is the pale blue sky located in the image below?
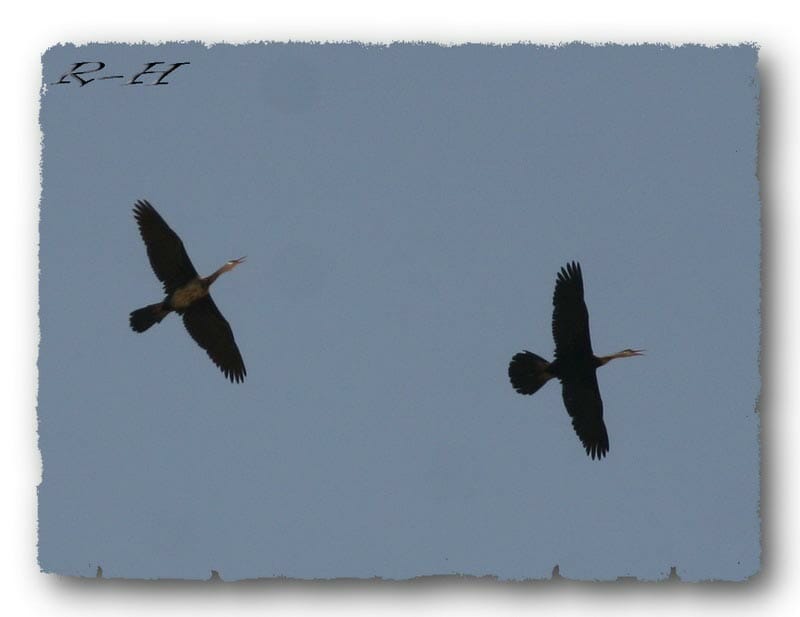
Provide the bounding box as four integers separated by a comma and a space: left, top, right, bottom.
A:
38, 43, 760, 581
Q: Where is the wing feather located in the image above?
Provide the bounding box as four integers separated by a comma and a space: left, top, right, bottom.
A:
182, 296, 247, 383
552, 261, 594, 361
133, 200, 198, 294
561, 372, 609, 460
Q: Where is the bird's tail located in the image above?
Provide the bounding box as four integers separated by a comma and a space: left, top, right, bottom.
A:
508, 351, 554, 395
129, 303, 169, 333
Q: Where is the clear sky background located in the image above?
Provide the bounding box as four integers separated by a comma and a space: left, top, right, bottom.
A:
37, 42, 759, 581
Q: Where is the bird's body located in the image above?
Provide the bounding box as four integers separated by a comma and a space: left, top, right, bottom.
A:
169, 277, 210, 310
129, 200, 247, 383
508, 261, 642, 460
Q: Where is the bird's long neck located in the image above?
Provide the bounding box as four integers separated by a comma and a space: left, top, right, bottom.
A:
203, 263, 232, 288
595, 351, 629, 367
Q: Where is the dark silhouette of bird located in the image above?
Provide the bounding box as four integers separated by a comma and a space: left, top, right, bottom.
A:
508, 261, 643, 459
129, 200, 247, 383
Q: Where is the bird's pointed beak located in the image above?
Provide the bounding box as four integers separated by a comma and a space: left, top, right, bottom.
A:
631, 349, 645, 356
233, 256, 247, 265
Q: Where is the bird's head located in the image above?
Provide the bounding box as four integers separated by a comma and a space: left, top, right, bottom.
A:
223, 256, 247, 272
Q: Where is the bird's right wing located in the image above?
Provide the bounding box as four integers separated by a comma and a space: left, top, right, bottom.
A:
561, 373, 609, 460
133, 200, 199, 294
552, 261, 594, 361
182, 295, 247, 383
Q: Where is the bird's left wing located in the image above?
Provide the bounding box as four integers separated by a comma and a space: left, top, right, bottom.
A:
182, 296, 246, 383
552, 261, 594, 361
133, 200, 199, 294
561, 372, 609, 460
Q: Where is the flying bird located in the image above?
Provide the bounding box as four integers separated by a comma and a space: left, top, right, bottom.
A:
508, 261, 642, 459
129, 200, 247, 383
